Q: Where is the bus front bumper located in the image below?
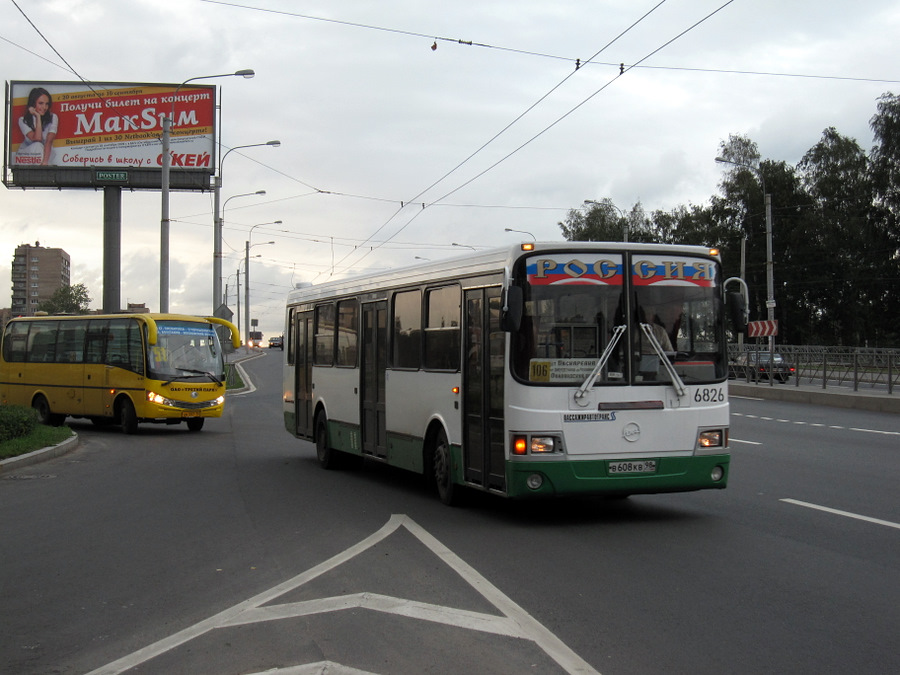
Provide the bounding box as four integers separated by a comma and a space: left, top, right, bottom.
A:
505, 454, 730, 499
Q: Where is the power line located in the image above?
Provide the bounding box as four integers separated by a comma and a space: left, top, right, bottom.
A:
198, 0, 900, 86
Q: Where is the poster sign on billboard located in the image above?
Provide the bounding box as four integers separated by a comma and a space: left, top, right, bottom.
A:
4, 81, 217, 189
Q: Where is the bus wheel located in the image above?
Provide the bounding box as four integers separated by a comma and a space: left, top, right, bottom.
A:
186, 418, 205, 432
315, 414, 339, 470
32, 395, 64, 427
432, 430, 457, 506
119, 398, 138, 435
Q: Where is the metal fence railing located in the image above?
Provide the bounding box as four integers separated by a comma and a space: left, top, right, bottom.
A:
729, 344, 898, 395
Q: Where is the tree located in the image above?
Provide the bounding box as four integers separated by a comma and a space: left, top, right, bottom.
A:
559, 199, 646, 242
37, 283, 92, 315
797, 127, 877, 344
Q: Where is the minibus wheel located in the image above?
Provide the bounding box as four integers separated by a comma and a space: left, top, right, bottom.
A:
119, 398, 138, 434
32, 394, 64, 427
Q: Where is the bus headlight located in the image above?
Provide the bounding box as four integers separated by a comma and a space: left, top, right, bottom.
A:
511, 434, 561, 455
698, 429, 726, 448
531, 436, 557, 453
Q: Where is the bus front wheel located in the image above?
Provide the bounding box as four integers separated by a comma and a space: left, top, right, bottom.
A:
119, 398, 138, 434
432, 430, 457, 506
32, 395, 64, 427
186, 418, 204, 432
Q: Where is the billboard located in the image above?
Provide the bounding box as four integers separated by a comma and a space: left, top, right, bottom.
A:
4, 80, 217, 190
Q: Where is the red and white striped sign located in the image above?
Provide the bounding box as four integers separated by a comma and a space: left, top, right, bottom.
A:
747, 320, 778, 337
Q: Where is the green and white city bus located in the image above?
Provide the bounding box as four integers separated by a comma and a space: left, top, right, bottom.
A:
282, 241, 745, 504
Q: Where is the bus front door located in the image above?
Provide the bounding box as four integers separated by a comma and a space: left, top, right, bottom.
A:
294, 311, 314, 438
463, 287, 506, 493
361, 301, 387, 458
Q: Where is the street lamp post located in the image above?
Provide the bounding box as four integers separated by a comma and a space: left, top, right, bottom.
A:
716, 157, 776, 374
213, 140, 280, 314
244, 221, 280, 346
504, 228, 536, 241
220, 189, 266, 303
160, 69, 254, 313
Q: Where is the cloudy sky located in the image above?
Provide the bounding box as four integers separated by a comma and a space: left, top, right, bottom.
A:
2, 0, 898, 336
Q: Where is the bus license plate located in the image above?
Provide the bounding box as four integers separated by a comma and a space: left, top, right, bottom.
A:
182, 411, 201, 418
608, 460, 657, 474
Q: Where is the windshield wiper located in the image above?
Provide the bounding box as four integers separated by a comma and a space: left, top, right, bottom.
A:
574, 324, 627, 401
640, 323, 686, 396
164, 369, 222, 386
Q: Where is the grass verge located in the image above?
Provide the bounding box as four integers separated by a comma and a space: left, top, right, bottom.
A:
0, 425, 74, 461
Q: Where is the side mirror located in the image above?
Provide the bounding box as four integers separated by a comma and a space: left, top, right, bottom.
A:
500, 285, 524, 332
727, 291, 748, 334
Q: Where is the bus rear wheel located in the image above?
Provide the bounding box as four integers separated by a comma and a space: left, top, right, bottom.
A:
32, 395, 64, 427
432, 430, 457, 506
315, 414, 339, 469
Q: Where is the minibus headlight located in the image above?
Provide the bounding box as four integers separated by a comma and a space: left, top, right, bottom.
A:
147, 391, 173, 406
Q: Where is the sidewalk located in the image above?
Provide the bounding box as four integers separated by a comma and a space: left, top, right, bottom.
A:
729, 378, 900, 414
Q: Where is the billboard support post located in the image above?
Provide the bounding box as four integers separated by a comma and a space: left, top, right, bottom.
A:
160, 114, 171, 313
103, 186, 122, 313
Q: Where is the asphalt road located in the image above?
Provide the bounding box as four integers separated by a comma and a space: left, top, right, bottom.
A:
1, 350, 898, 674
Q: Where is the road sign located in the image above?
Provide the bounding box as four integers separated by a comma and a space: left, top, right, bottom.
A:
748, 320, 778, 337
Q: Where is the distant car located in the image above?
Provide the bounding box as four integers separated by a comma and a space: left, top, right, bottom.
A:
731, 351, 795, 382
268, 336, 284, 350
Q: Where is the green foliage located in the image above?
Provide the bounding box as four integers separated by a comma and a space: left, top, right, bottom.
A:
559, 93, 900, 347
0, 405, 39, 443
37, 282, 92, 314
0, 423, 73, 460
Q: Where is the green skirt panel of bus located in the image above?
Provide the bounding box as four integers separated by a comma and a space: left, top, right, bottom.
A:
505, 454, 729, 498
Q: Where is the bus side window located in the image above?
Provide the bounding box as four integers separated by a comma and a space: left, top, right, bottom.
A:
314, 303, 336, 366
54, 321, 87, 363
27, 322, 58, 362
424, 285, 461, 371
85, 320, 109, 364
392, 289, 422, 369
4, 322, 30, 363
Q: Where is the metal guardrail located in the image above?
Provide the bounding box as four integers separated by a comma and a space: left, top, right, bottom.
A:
729, 344, 898, 395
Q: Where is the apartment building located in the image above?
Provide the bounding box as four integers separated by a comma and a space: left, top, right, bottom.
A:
10, 242, 71, 317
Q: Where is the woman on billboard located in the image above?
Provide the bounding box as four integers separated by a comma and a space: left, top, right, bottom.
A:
16, 87, 58, 165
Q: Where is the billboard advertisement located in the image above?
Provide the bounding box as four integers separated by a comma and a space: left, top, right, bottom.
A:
4, 81, 217, 189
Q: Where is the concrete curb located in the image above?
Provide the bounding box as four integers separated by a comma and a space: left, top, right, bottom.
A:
0, 432, 80, 475
730, 381, 900, 414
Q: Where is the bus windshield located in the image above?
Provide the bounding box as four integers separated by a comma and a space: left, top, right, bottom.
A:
147, 320, 224, 383
512, 252, 726, 385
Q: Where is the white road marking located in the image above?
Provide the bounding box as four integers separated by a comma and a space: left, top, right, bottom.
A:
86, 514, 599, 675
781, 499, 900, 530
731, 413, 899, 436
